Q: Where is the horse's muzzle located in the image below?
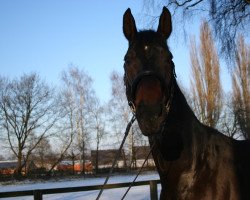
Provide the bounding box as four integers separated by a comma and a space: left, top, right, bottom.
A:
130, 70, 167, 135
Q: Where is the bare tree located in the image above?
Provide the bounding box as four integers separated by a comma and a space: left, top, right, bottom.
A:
218, 92, 241, 139
0, 154, 5, 161
232, 36, 250, 139
108, 71, 148, 169
46, 88, 77, 174
108, 71, 132, 169
109, 71, 131, 125
0, 73, 58, 177
189, 21, 223, 128
87, 97, 107, 174
66, 148, 79, 175
31, 136, 52, 169
60, 65, 94, 175
143, 0, 250, 62
129, 124, 149, 169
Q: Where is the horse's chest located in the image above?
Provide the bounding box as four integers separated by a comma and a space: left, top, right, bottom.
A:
177, 171, 216, 200
177, 171, 196, 198
158, 157, 239, 200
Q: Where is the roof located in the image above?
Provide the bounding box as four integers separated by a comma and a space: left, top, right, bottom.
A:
133, 146, 153, 159
91, 149, 125, 166
0, 161, 23, 169
58, 160, 91, 166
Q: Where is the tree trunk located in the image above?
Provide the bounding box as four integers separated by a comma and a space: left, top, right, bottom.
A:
95, 142, 99, 174
16, 147, 23, 178
81, 141, 85, 176
72, 159, 75, 175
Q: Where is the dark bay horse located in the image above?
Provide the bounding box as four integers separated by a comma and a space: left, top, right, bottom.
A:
123, 7, 250, 200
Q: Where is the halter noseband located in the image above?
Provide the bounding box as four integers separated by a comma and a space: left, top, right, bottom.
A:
127, 60, 176, 116
130, 70, 166, 105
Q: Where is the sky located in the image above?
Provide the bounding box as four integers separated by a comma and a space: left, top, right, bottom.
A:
0, 0, 231, 103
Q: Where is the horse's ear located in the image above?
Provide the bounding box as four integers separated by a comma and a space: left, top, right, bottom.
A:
123, 8, 137, 42
157, 7, 172, 40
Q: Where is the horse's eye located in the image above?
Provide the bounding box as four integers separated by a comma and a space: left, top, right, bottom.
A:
155, 46, 164, 54
124, 50, 136, 66
124, 55, 128, 61
125, 60, 131, 65
144, 45, 149, 51
124, 56, 131, 66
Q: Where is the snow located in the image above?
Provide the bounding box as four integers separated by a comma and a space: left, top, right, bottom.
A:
0, 172, 161, 200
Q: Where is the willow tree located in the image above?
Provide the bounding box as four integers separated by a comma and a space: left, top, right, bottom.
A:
232, 36, 250, 139
189, 21, 222, 128
143, 0, 250, 62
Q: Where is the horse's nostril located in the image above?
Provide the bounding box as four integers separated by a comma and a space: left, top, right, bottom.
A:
135, 102, 165, 136
138, 104, 162, 116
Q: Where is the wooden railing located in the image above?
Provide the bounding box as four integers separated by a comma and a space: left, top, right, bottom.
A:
0, 179, 161, 200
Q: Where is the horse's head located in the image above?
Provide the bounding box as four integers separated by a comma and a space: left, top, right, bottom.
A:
123, 7, 175, 136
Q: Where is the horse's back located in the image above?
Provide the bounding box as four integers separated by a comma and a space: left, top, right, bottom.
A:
233, 139, 250, 199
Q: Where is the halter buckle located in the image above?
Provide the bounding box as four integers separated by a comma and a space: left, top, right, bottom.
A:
128, 101, 136, 113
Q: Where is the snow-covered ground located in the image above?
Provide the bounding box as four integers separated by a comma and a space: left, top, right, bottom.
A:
0, 171, 161, 200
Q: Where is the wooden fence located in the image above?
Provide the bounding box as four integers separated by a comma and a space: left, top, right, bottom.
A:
0, 179, 160, 200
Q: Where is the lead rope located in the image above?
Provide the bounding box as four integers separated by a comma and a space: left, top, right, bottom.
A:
96, 115, 136, 200
120, 142, 155, 200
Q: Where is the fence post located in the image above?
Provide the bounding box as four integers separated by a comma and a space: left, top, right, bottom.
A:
150, 180, 158, 200
33, 190, 43, 200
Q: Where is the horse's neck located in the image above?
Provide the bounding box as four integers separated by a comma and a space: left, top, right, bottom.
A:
168, 82, 197, 126
150, 82, 199, 169
150, 82, 249, 199
163, 81, 198, 143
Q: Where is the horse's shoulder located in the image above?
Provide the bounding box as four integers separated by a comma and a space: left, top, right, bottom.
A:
232, 139, 250, 198
233, 139, 250, 165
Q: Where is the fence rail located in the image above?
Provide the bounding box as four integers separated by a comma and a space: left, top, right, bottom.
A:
0, 179, 161, 200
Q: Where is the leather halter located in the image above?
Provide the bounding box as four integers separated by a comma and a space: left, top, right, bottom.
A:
127, 60, 176, 117
129, 70, 166, 108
